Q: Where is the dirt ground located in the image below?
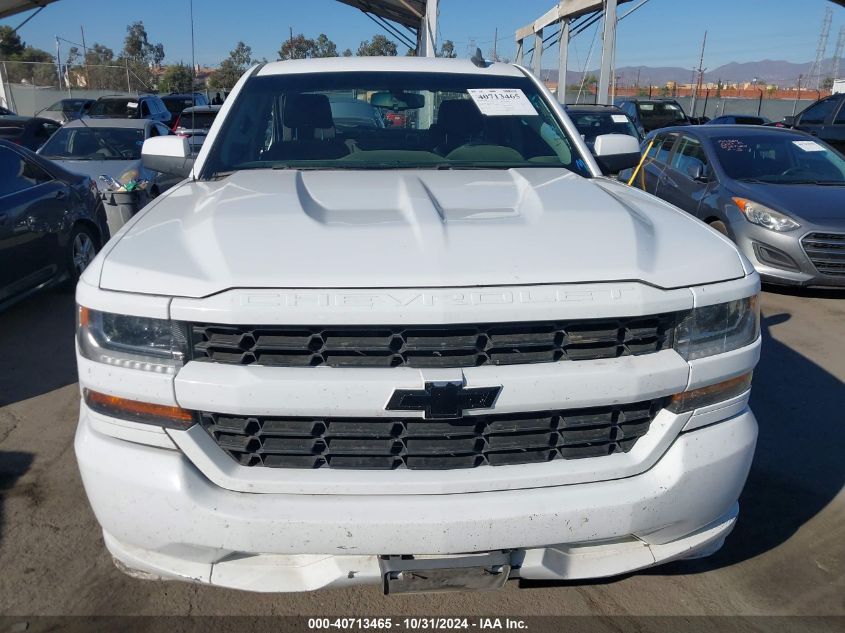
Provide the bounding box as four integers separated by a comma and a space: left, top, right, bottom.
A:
0, 286, 842, 627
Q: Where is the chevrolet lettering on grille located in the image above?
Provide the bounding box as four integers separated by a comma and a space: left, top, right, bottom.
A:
386, 381, 502, 419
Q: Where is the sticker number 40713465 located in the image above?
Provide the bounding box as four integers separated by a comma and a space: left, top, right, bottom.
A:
467, 89, 538, 116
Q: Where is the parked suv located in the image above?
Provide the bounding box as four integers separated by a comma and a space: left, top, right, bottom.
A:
74, 57, 760, 594
785, 92, 845, 153
87, 94, 172, 125
615, 98, 692, 134
161, 92, 209, 124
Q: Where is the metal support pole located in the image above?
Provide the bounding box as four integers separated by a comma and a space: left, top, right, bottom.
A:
515, 39, 524, 65
532, 29, 543, 78
597, 0, 618, 104
558, 19, 569, 103
419, 0, 438, 58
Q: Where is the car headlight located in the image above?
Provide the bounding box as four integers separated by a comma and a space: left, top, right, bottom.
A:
77, 306, 187, 374
732, 197, 800, 232
674, 295, 760, 361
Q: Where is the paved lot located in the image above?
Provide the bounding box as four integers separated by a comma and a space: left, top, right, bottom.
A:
0, 286, 842, 619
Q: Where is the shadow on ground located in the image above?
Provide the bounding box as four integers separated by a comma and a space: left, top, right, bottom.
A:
0, 289, 78, 407
524, 309, 845, 587
0, 451, 34, 548
648, 309, 845, 575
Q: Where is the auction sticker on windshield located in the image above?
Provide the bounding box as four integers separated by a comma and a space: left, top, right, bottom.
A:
467, 89, 537, 116
793, 140, 826, 152
611, 114, 628, 123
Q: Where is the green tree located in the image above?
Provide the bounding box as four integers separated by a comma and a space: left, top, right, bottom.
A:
342, 48, 353, 57
313, 34, 338, 58
159, 63, 194, 93
357, 34, 397, 57
279, 34, 315, 60
0, 25, 25, 58
278, 33, 338, 60
208, 41, 253, 91
822, 77, 834, 91
229, 41, 252, 68
123, 21, 165, 66
438, 40, 456, 58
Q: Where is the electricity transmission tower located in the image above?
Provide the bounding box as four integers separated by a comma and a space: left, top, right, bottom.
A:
811, 7, 833, 90
832, 26, 845, 83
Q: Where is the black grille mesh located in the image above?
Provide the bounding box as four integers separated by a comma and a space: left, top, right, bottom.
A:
802, 232, 845, 277
190, 315, 676, 368
198, 399, 665, 470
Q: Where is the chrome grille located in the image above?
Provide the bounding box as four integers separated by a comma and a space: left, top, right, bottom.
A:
190, 315, 676, 369
802, 232, 845, 277
198, 399, 666, 470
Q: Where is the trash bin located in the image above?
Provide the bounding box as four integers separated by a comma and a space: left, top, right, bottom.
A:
104, 189, 149, 236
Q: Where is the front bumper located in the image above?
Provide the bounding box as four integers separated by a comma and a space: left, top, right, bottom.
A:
728, 220, 845, 288
76, 405, 757, 592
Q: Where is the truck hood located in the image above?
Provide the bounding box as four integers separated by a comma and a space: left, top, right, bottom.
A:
99, 168, 745, 297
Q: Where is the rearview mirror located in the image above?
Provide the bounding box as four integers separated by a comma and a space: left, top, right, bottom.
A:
592, 133, 641, 175
142, 136, 194, 178
370, 92, 425, 111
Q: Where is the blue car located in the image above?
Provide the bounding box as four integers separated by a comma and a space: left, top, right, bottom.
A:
630, 125, 845, 287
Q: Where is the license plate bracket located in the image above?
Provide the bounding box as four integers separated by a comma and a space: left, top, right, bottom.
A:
379, 552, 511, 595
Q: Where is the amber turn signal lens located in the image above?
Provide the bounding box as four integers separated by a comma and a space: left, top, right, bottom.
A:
83, 389, 195, 430
78, 305, 90, 329
668, 372, 753, 414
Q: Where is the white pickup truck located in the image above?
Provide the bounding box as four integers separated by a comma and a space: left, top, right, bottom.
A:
74, 57, 760, 594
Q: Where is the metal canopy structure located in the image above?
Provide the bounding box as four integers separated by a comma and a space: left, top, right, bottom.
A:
337, 0, 438, 56
516, 0, 636, 105
0, 0, 56, 20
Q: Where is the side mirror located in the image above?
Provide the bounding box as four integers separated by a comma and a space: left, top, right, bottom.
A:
686, 162, 709, 182
142, 136, 194, 178
592, 133, 642, 175
782, 115, 795, 127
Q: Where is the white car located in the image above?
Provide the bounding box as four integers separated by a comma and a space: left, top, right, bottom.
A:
74, 57, 760, 594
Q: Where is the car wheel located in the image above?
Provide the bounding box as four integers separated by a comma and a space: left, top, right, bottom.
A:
67, 224, 99, 282
709, 220, 729, 237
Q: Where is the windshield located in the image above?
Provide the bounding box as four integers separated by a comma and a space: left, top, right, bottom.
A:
638, 102, 687, 123
177, 112, 217, 130
48, 100, 87, 113
40, 127, 145, 161
569, 111, 639, 149
163, 97, 195, 115
89, 99, 139, 118
202, 71, 590, 177
712, 134, 845, 184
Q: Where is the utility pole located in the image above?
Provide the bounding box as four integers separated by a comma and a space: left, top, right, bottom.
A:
690, 30, 707, 119
493, 28, 498, 61
80, 26, 91, 90
793, 74, 803, 115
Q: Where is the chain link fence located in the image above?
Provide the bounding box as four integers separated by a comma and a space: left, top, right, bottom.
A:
0, 60, 158, 115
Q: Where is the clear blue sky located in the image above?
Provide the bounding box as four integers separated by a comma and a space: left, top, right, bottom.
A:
1, 0, 842, 72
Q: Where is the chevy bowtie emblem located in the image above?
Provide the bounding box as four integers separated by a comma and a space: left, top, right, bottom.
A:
386, 381, 501, 420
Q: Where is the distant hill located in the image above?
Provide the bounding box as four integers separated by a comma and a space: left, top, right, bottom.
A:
540, 57, 840, 88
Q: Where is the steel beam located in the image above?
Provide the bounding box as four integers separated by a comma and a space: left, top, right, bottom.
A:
597, 0, 618, 104
533, 29, 544, 78
558, 19, 570, 102
418, 0, 438, 57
